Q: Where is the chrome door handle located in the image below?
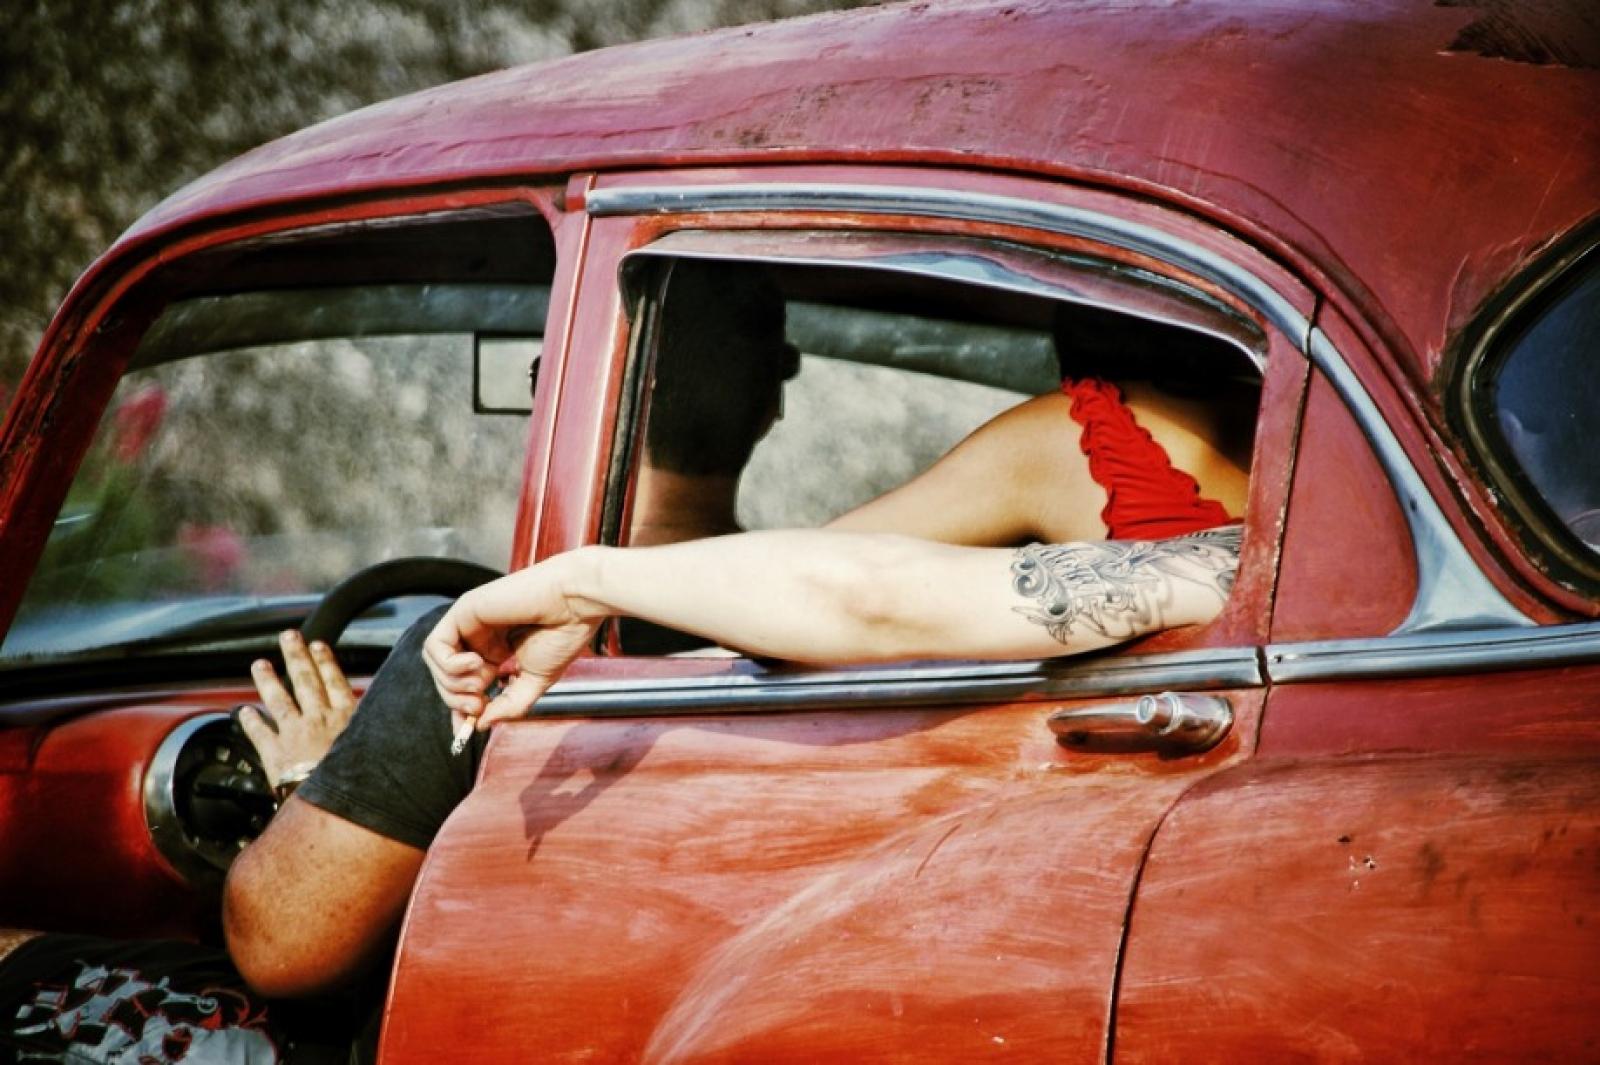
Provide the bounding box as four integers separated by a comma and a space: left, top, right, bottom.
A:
1047, 692, 1232, 754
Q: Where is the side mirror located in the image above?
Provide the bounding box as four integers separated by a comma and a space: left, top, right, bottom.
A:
474, 335, 542, 414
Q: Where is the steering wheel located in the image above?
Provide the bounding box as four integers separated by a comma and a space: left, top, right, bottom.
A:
300, 556, 503, 646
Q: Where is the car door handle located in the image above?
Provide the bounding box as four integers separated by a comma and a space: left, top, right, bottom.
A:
1046, 692, 1232, 754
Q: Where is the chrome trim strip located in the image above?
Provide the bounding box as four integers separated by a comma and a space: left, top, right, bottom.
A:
588, 183, 1309, 346
1266, 620, 1600, 682
529, 647, 1261, 717
626, 233, 1265, 371
1305, 328, 1532, 632
591, 182, 1535, 635
143, 711, 228, 888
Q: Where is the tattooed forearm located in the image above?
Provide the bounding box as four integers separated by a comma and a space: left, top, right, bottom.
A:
1009, 526, 1241, 645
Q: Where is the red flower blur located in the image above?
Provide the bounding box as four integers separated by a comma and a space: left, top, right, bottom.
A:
111, 385, 167, 462
178, 522, 245, 591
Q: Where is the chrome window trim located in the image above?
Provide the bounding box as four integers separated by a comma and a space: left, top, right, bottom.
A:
529, 647, 1261, 718
589, 183, 1309, 346
1307, 328, 1531, 633
589, 182, 1534, 634
625, 230, 1265, 372
527, 617, 1600, 715
1266, 619, 1600, 683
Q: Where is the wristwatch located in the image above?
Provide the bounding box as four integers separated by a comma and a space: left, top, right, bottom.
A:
273, 761, 319, 805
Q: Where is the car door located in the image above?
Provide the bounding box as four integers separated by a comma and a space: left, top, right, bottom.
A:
0, 188, 575, 937
1111, 252, 1600, 1060
385, 166, 1315, 1063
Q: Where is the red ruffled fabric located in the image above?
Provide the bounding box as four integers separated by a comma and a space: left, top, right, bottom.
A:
1063, 378, 1233, 539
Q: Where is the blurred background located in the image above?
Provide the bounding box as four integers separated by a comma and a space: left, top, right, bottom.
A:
7, 0, 1023, 652
0, 0, 880, 401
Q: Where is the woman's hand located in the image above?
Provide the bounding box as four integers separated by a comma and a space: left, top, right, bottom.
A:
237, 630, 358, 790
422, 550, 604, 731
418, 528, 1240, 738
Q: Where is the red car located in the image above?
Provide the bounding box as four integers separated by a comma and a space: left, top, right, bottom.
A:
2, 1, 1597, 1060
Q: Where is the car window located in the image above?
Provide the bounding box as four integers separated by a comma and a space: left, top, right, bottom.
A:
741, 353, 1025, 528
604, 239, 1264, 656
1487, 250, 1600, 555
1, 207, 555, 669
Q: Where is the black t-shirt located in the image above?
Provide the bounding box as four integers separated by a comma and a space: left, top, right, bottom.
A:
296, 606, 490, 851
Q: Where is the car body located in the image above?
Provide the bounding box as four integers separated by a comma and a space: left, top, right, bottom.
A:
2, 1, 1598, 1060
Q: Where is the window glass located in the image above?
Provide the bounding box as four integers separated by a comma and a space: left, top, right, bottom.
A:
2, 330, 530, 665
1491, 254, 1600, 553
3, 203, 555, 669
740, 356, 1022, 529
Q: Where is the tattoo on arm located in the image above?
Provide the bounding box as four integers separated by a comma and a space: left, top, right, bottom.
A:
1009, 526, 1242, 645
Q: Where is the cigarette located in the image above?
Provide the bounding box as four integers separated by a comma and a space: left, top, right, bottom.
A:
450, 717, 474, 757
452, 679, 503, 757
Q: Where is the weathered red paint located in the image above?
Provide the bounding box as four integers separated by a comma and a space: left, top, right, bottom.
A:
1257, 664, 1600, 761
386, 694, 1265, 1063
0, 700, 247, 937
96, 0, 1598, 396
1313, 304, 1577, 621
1197, 329, 1305, 650
1271, 370, 1417, 642
1116, 756, 1600, 1063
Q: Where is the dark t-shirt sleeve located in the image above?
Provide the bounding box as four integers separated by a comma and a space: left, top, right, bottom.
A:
296, 605, 489, 851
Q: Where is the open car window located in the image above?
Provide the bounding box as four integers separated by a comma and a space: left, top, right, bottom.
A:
603, 231, 1265, 656
0, 206, 555, 670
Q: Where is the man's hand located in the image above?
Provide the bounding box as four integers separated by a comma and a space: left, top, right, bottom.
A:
237, 630, 357, 790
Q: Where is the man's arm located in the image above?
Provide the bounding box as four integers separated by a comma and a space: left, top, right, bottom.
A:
427, 526, 1241, 728
226, 628, 422, 999
224, 800, 424, 998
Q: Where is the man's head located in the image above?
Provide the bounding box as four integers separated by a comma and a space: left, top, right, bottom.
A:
645, 261, 799, 478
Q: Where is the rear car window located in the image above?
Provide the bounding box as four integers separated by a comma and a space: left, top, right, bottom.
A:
1491, 255, 1600, 551
1463, 241, 1600, 592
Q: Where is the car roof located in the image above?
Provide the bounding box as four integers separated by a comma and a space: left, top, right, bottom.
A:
101, 0, 1600, 392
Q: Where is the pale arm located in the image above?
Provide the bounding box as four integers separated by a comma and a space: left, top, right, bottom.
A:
425, 526, 1240, 727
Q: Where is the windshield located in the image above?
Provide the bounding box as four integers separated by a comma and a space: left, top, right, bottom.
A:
2, 319, 534, 669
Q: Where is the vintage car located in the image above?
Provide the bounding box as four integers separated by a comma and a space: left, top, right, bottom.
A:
2, 0, 1597, 1060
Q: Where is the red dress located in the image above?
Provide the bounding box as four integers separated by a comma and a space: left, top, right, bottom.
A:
1061, 378, 1234, 539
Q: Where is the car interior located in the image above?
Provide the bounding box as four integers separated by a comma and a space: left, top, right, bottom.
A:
0, 206, 557, 900
605, 239, 1266, 654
